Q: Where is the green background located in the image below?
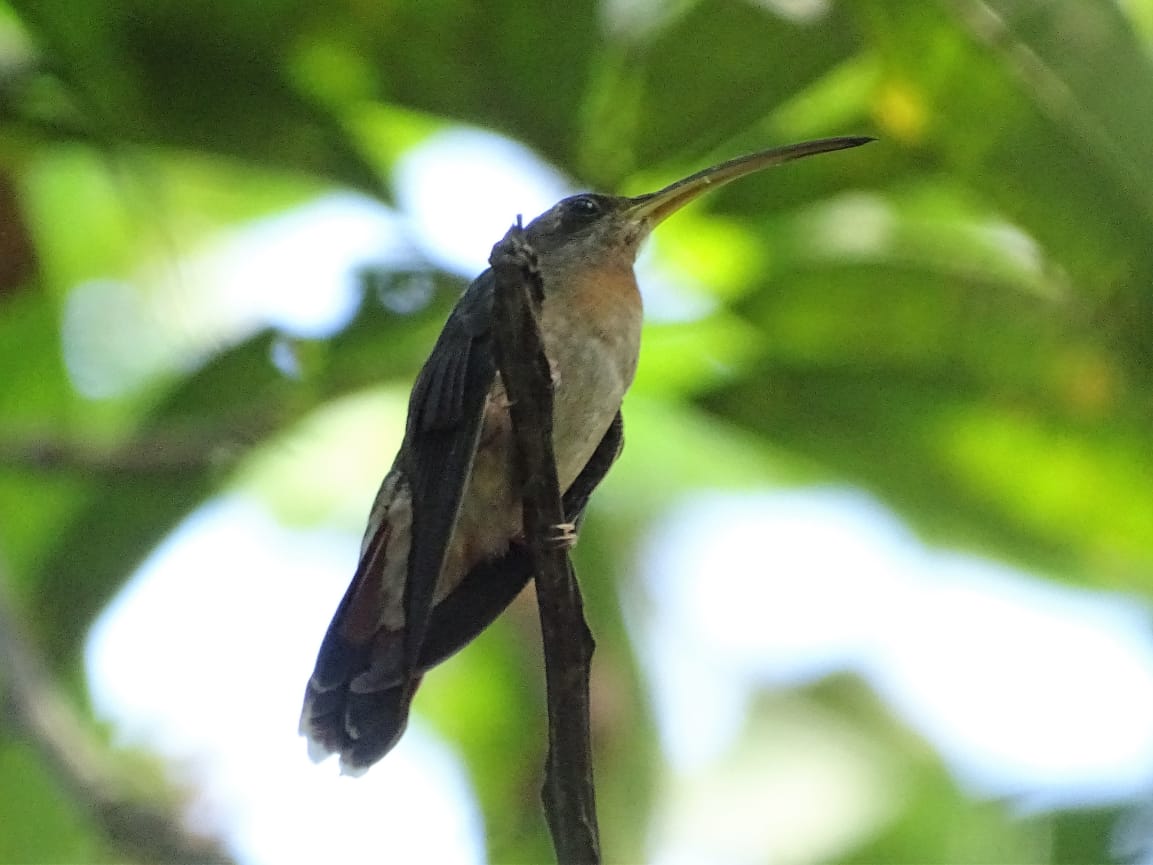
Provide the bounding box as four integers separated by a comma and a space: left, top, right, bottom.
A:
2, 0, 1152, 861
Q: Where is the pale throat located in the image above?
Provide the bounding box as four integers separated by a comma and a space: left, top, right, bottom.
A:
537, 260, 643, 488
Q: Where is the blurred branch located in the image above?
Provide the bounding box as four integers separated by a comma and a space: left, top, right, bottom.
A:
0, 570, 233, 864
0, 169, 37, 297
489, 224, 601, 864
953, 0, 1152, 208
0, 432, 246, 476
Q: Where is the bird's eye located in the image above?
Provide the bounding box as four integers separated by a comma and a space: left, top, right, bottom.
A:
567, 196, 601, 218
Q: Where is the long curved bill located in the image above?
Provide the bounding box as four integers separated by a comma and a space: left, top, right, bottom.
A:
625, 135, 873, 227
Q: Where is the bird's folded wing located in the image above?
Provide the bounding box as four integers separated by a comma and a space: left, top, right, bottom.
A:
400, 269, 498, 674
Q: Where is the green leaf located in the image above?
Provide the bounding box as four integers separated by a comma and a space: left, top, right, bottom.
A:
6, 0, 387, 195
627, 0, 861, 170
0, 738, 105, 863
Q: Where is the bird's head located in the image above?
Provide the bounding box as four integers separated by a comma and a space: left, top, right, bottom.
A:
524, 135, 873, 275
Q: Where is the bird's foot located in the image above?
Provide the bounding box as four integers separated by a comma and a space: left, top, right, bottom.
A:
549, 521, 578, 549
492, 388, 514, 411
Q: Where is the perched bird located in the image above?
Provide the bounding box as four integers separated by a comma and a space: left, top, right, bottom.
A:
300, 135, 872, 774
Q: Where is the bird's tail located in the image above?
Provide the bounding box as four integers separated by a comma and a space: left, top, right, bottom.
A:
299, 542, 534, 775
300, 657, 418, 775
298, 517, 417, 774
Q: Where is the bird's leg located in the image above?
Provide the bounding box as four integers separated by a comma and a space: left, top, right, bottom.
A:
549, 521, 578, 549
491, 381, 514, 411
492, 362, 557, 412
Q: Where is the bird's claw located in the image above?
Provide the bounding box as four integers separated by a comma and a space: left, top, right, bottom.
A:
549, 521, 578, 549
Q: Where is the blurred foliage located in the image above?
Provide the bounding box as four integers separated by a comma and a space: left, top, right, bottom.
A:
1, 0, 1152, 862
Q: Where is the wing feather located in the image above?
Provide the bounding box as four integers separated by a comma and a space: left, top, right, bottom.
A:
301, 273, 625, 773
413, 411, 625, 672
301, 271, 496, 769
399, 270, 497, 675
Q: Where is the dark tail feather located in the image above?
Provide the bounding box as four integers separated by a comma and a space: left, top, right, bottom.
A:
299, 544, 533, 774
300, 671, 418, 775
300, 412, 623, 774
416, 544, 532, 668
299, 521, 410, 774
343, 682, 419, 772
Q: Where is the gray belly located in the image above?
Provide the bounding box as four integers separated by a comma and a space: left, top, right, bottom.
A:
542, 292, 641, 487
444, 298, 640, 590
381, 295, 642, 626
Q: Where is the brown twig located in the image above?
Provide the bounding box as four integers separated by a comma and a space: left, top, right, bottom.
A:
489, 222, 602, 864
0, 434, 226, 475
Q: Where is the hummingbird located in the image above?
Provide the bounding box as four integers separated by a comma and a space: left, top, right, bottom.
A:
299, 135, 872, 774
